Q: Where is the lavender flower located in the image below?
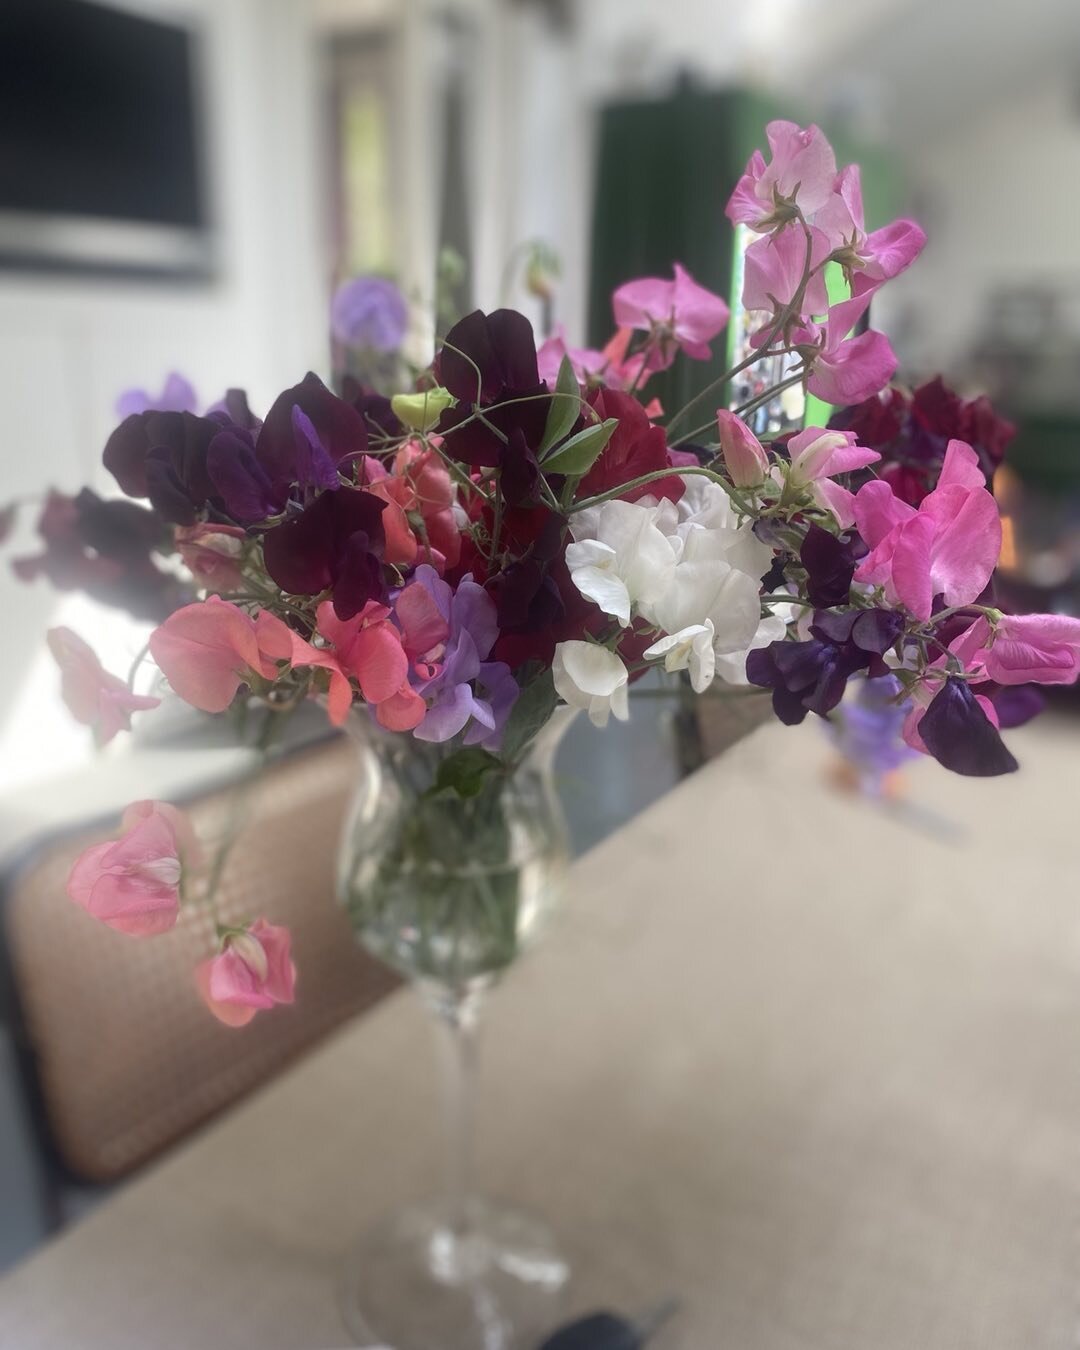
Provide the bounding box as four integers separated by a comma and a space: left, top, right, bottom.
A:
331, 276, 408, 352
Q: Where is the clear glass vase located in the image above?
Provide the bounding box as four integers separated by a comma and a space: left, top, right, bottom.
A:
336, 708, 575, 1350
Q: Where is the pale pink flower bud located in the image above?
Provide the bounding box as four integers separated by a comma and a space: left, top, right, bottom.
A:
716, 411, 769, 488
195, 919, 296, 1027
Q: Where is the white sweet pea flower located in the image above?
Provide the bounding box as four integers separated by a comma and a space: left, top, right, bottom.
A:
644, 476, 772, 580
566, 499, 677, 627
644, 622, 716, 692
552, 641, 630, 728
642, 558, 762, 692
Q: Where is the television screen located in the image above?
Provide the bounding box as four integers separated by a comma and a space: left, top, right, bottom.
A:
0, 0, 210, 276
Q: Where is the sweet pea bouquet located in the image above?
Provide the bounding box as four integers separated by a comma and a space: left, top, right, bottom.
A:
9, 120, 1079, 1025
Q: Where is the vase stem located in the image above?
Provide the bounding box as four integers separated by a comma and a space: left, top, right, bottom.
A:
423, 981, 485, 1239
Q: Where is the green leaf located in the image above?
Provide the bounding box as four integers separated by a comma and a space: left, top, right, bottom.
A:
540, 418, 618, 476
538, 355, 583, 455
500, 668, 559, 763
431, 747, 502, 799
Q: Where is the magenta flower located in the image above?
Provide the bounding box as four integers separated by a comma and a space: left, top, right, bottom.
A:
980, 613, 1080, 686
798, 291, 898, 407
47, 627, 161, 745
611, 263, 729, 370
854, 439, 1001, 622
196, 919, 296, 1028
67, 800, 202, 937
726, 121, 839, 229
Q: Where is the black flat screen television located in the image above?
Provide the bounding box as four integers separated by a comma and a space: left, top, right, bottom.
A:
0, 0, 212, 278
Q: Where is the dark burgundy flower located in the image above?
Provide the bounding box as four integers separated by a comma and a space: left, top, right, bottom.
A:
911, 376, 964, 439
829, 387, 906, 446
436, 309, 550, 466
345, 383, 403, 441
800, 525, 857, 608
577, 388, 685, 505
501, 429, 543, 509
829, 378, 1014, 508
919, 677, 1018, 776
104, 410, 222, 525
959, 395, 1016, 462
12, 489, 182, 619
261, 487, 387, 619
491, 513, 566, 632
255, 371, 368, 486
207, 388, 261, 431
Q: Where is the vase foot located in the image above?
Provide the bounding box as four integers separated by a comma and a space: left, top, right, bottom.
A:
339, 1196, 570, 1350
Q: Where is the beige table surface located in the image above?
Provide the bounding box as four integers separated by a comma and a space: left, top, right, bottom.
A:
1, 715, 1078, 1350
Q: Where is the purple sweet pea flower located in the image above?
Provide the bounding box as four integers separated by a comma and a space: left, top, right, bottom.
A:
405, 566, 519, 747
827, 674, 916, 795
919, 676, 1019, 777
115, 372, 197, 419
331, 276, 408, 352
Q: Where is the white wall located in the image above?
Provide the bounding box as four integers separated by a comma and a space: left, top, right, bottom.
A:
0, 0, 327, 773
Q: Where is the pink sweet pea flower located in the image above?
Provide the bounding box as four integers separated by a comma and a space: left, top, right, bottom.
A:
67, 800, 202, 937
812, 166, 926, 284
536, 327, 612, 386
799, 290, 897, 406
781, 426, 880, 528
726, 121, 839, 228
854, 440, 1002, 621
612, 263, 729, 370
196, 918, 296, 1028
316, 600, 425, 730
742, 227, 831, 326
175, 523, 246, 592
47, 627, 161, 746
981, 613, 1080, 686
716, 411, 770, 488
148, 596, 293, 712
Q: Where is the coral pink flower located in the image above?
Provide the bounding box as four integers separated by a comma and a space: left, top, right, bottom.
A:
717, 411, 769, 488
149, 595, 292, 712
727, 121, 839, 228
47, 627, 161, 745
175, 523, 246, 592
149, 596, 352, 724
67, 800, 201, 936
196, 919, 296, 1028
317, 600, 425, 730
981, 613, 1080, 686
360, 444, 460, 573
612, 263, 729, 370
854, 440, 1002, 621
